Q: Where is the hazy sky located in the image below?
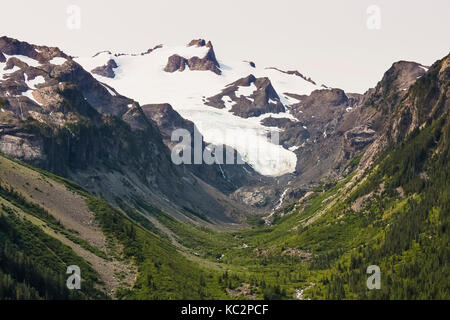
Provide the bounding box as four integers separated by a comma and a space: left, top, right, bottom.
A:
1, 0, 449, 92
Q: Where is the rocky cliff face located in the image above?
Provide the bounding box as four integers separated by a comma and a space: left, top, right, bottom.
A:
389, 58, 449, 141
141, 103, 268, 195
278, 58, 446, 189
255, 88, 370, 185
206, 74, 285, 118
359, 55, 449, 170
362, 61, 428, 113
0, 36, 250, 224
164, 54, 188, 72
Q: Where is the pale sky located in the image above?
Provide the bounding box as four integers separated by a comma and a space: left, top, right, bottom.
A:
1, 0, 449, 93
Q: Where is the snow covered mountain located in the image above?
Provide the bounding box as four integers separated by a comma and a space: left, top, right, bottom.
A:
1, 31, 448, 301
0, 36, 261, 223
1, 35, 435, 220
75, 39, 325, 176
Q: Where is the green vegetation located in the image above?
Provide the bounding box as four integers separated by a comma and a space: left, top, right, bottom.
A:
305, 112, 449, 299
0, 204, 105, 299
0, 113, 448, 300
114, 111, 449, 300
0, 183, 107, 260
85, 195, 232, 299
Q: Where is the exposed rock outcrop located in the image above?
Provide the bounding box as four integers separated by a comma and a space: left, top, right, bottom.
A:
243, 60, 256, 68
164, 39, 221, 74
91, 59, 118, 78
141, 103, 266, 195
164, 54, 187, 72
187, 39, 206, 47
359, 55, 449, 170
0, 36, 253, 224
266, 67, 317, 85
362, 60, 429, 114
206, 74, 285, 118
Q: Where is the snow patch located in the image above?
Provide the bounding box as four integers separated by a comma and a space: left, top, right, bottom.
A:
49, 57, 67, 66
221, 95, 235, 111
269, 98, 280, 105
22, 90, 41, 105
25, 75, 45, 89
22, 74, 45, 105
251, 111, 297, 123
100, 83, 116, 96
5, 66, 20, 74
235, 83, 257, 98
4, 54, 41, 67
0, 63, 21, 79
176, 45, 210, 60
282, 94, 300, 105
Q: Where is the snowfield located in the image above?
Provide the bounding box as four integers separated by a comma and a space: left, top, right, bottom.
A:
23, 74, 45, 105
75, 43, 323, 176
48, 57, 67, 66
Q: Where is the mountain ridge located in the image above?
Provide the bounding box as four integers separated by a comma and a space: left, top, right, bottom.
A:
0, 34, 448, 300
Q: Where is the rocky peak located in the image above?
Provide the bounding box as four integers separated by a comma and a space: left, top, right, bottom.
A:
164, 39, 221, 75
357, 54, 449, 171
164, 54, 187, 72
363, 60, 429, 113
91, 59, 118, 78
389, 55, 449, 141
0, 36, 69, 64
141, 103, 195, 148
206, 74, 285, 118
303, 88, 349, 108
243, 61, 256, 68
288, 88, 351, 125
232, 74, 257, 87
0, 37, 134, 122
188, 39, 206, 47
383, 61, 428, 91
